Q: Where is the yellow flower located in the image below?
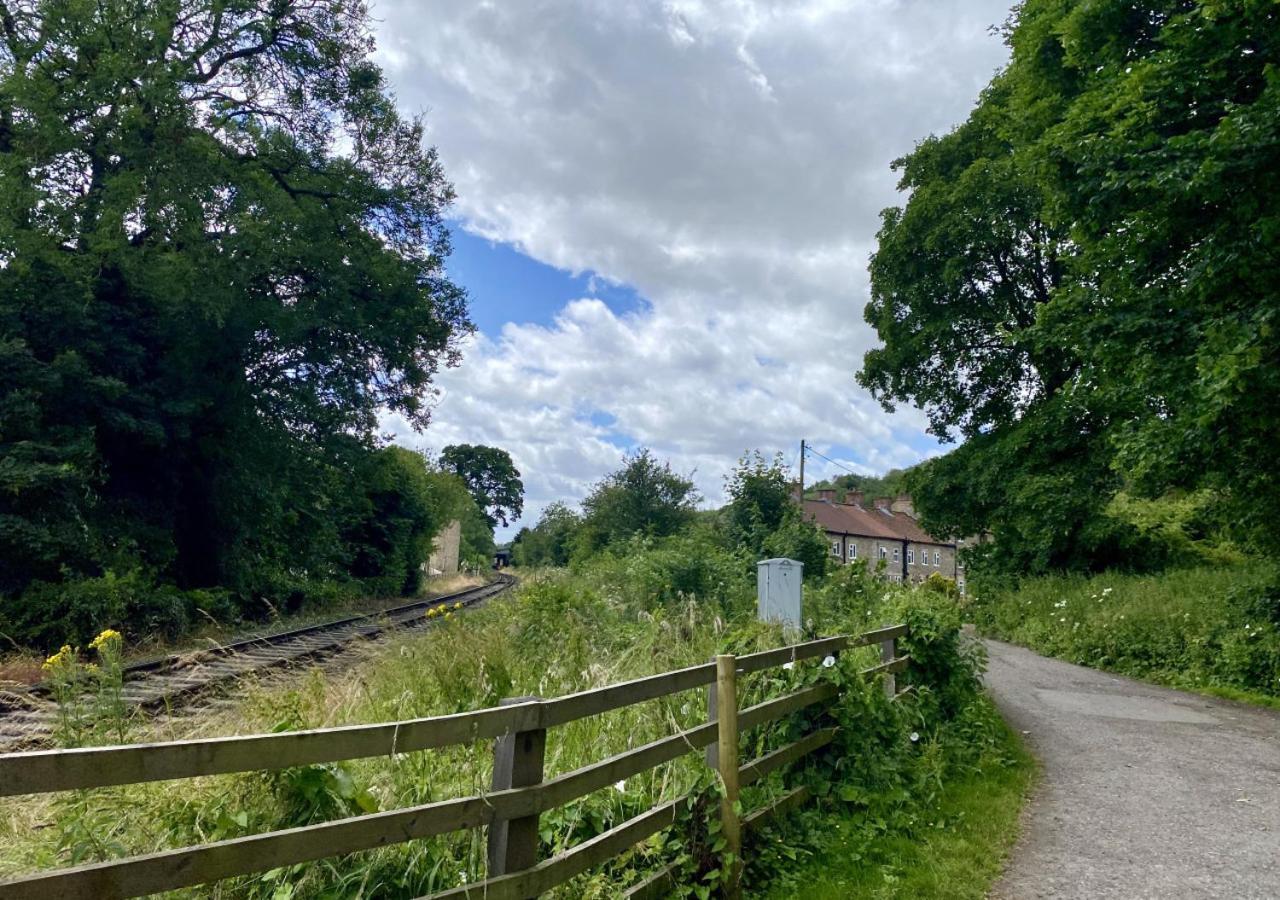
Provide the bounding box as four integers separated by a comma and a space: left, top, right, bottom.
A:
426, 607, 438, 618
42, 645, 75, 672
89, 629, 122, 652
444, 612, 453, 620
453, 602, 463, 610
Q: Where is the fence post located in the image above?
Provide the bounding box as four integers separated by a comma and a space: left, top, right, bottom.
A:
880, 636, 896, 699
488, 696, 546, 882
704, 655, 718, 768
715, 654, 742, 900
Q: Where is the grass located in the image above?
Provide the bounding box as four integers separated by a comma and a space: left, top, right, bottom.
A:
971, 562, 1280, 704
0, 564, 1000, 898
760, 700, 1035, 899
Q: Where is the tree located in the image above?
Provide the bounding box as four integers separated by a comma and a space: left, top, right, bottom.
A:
0, 0, 470, 636
577, 449, 698, 554
724, 452, 828, 577
860, 74, 1074, 442
862, 0, 1280, 566
439, 444, 525, 529
511, 502, 581, 568
1012, 0, 1280, 548
343, 448, 465, 596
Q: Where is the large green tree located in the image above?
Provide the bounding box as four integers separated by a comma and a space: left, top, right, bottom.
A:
439, 443, 524, 529
0, 0, 469, 629
863, 0, 1279, 568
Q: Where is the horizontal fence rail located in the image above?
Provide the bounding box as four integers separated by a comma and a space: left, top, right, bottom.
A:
0, 623, 914, 900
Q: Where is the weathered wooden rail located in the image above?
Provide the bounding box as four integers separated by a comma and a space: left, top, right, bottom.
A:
0, 624, 911, 899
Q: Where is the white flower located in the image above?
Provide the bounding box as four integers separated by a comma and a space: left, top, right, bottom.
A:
782, 661, 795, 671
909, 732, 920, 743
613, 780, 626, 792
822, 655, 836, 668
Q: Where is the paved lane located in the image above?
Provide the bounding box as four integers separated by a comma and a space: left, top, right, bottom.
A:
984, 639, 1280, 899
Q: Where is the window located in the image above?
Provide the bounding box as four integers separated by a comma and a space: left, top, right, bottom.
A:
848, 543, 857, 560
892, 548, 900, 563
879, 546, 887, 560
958, 581, 966, 596
831, 540, 841, 557
906, 548, 914, 565
934, 550, 941, 566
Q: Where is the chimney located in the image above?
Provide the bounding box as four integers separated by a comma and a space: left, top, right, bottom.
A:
817, 489, 836, 502
873, 496, 891, 511
844, 490, 865, 507
890, 494, 915, 518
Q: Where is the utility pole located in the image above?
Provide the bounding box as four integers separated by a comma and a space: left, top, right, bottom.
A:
798, 439, 805, 500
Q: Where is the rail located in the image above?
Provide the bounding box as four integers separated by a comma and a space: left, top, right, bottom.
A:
0, 623, 912, 899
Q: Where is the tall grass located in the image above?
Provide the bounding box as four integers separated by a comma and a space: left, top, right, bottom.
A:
971, 562, 1280, 701
1, 562, 993, 898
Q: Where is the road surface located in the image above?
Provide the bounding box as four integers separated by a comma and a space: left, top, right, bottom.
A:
984, 639, 1280, 899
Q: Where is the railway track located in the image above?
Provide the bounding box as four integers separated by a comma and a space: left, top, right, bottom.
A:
0, 574, 516, 749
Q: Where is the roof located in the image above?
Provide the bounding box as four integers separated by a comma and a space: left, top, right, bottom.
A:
801, 499, 952, 547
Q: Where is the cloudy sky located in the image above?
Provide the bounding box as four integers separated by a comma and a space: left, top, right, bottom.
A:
373, 0, 1014, 538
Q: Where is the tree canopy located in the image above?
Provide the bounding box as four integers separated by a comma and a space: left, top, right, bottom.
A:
0, 0, 470, 644
439, 444, 524, 530
577, 449, 699, 553
863, 0, 1279, 569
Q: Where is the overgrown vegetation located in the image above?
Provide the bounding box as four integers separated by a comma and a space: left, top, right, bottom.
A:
860, 0, 1279, 573
0, 1, 508, 650
0, 546, 1017, 898
972, 562, 1280, 703
762, 700, 1033, 900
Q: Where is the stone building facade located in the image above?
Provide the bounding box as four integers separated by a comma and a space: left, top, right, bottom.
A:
426, 519, 461, 577
801, 491, 960, 589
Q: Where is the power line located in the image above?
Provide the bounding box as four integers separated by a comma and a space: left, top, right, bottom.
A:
802, 444, 863, 479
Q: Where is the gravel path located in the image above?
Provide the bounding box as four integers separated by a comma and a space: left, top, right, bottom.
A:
984, 639, 1280, 899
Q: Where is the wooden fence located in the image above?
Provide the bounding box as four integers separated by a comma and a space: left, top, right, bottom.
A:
0, 625, 911, 900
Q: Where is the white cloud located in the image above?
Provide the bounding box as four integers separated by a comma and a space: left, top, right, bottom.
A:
373, 0, 1013, 535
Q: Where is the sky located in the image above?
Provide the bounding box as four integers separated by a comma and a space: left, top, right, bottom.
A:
372, 0, 1016, 540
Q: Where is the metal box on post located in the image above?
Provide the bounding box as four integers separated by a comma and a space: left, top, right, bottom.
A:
756, 558, 803, 632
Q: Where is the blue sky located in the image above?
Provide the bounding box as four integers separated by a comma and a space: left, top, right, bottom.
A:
372, 0, 1012, 538
447, 228, 647, 335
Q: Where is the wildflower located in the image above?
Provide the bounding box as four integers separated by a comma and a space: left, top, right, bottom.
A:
613, 780, 626, 792
822, 655, 836, 668
453, 602, 463, 610
782, 662, 795, 671
444, 612, 453, 620
42, 645, 74, 672
426, 608, 438, 618
909, 732, 920, 743
89, 629, 122, 652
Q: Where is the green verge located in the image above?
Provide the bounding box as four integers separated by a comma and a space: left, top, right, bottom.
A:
969, 562, 1280, 706
759, 699, 1034, 900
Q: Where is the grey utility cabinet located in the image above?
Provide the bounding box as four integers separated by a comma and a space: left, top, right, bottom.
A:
756, 558, 803, 632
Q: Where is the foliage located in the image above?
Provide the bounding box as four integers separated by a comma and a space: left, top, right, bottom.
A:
760, 699, 1033, 900
862, 0, 1280, 566
806, 470, 910, 504
439, 444, 525, 530
343, 448, 468, 597
511, 502, 581, 568
972, 562, 1280, 700
725, 452, 828, 578
0, 0, 470, 647
5, 559, 998, 898
39, 629, 130, 747
575, 449, 699, 555
580, 526, 754, 615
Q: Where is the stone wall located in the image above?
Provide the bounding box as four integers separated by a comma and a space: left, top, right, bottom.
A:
427, 519, 461, 576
